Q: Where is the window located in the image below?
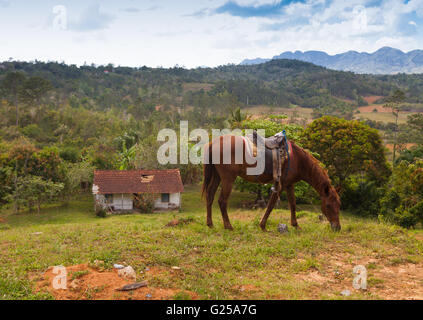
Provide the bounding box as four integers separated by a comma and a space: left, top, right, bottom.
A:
105, 194, 113, 204
161, 193, 170, 203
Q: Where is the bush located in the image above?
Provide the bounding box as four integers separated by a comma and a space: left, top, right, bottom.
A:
341, 175, 384, 216
134, 193, 155, 213
293, 181, 319, 204
379, 160, 423, 228
95, 207, 107, 218
60, 147, 80, 163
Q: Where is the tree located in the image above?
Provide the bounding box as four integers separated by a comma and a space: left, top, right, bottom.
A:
6, 175, 64, 213
19, 76, 53, 107
407, 113, 423, 146
380, 160, 423, 228
65, 161, 94, 194
228, 107, 249, 129
1, 71, 26, 126
301, 116, 391, 187
384, 89, 406, 165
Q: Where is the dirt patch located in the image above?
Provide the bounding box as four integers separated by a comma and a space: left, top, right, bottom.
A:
232, 284, 260, 293
166, 218, 194, 227
385, 143, 416, 152
0, 217, 6, 223
363, 96, 384, 104
35, 264, 198, 300
358, 104, 389, 113
295, 253, 423, 299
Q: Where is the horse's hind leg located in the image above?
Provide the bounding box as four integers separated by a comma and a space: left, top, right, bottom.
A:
260, 190, 279, 231
218, 176, 236, 230
206, 173, 221, 228
286, 184, 300, 228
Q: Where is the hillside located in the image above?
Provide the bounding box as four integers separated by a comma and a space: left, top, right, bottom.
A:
2, 59, 422, 113
241, 47, 423, 75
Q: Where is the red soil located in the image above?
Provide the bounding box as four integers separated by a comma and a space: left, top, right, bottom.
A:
35, 263, 198, 300
363, 96, 384, 104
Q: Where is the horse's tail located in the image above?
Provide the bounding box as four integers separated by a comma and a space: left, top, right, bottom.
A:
202, 142, 219, 199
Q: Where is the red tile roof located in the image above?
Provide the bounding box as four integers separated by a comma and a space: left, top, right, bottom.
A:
93, 169, 184, 194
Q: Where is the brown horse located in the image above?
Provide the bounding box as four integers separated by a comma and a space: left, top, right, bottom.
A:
202, 134, 341, 231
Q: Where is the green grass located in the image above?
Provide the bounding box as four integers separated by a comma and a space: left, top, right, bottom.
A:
0, 185, 422, 300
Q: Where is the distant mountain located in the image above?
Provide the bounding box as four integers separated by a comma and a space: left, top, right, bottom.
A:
240, 47, 423, 74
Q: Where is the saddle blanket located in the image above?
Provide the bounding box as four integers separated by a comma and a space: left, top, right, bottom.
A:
241, 135, 292, 178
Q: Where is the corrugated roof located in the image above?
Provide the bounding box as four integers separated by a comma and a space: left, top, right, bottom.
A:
93, 169, 184, 194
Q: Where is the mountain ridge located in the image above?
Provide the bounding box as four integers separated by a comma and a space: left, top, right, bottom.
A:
241, 47, 423, 74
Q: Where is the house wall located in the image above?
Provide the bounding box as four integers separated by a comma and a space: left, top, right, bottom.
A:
95, 194, 133, 211
154, 193, 181, 209
95, 192, 181, 212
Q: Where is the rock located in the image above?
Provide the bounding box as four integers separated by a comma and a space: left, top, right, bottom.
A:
118, 266, 136, 281
277, 223, 288, 234
31, 232, 43, 235
113, 264, 125, 269
146, 293, 152, 299
116, 281, 148, 291
171, 266, 181, 270
341, 289, 351, 297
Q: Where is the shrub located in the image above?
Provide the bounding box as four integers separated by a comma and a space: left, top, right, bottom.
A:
379, 160, 423, 228
134, 193, 155, 213
341, 175, 384, 216
293, 181, 319, 204
95, 207, 107, 218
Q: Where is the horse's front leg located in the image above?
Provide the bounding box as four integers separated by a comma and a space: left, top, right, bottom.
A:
260, 190, 279, 231
286, 184, 300, 229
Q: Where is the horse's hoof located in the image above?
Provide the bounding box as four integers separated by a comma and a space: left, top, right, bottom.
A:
293, 224, 301, 230
207, 223, 213, 228
260, 225, 267, 232
224, 225, 234, 231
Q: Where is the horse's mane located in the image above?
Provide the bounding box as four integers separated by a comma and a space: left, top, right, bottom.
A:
291, 142, 338, 200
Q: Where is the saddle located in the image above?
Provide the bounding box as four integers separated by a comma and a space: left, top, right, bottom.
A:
246, 130, 290, 195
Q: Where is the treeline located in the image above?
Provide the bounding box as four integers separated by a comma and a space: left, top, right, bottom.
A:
1, 59, 422, 114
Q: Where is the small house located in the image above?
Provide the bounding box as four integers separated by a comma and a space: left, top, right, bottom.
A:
92, 169, 184, 212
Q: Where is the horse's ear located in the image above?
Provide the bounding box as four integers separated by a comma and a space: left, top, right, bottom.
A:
335, 186, 342, 195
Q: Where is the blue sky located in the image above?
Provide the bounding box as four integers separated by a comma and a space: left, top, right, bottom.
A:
0, 0, 422, 68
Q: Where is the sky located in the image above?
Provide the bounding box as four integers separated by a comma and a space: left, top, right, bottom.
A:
0, 0, 422, 68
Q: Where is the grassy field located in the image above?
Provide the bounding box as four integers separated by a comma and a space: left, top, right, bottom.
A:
356, 110, 412, 124
0, 185, 422, 300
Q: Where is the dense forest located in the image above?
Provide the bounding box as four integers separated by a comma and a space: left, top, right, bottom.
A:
0, 59, 422, 227
2, 59, 423, 110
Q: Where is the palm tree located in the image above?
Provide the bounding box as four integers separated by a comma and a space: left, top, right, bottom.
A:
228, 107, 250, 129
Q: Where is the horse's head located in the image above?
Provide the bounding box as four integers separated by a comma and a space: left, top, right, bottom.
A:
321, 184, 341, 231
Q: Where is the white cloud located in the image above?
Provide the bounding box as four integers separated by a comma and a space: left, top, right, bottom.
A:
68, 4, 116, 32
